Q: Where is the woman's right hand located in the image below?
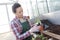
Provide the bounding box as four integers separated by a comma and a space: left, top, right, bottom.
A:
29, 25, 40, 33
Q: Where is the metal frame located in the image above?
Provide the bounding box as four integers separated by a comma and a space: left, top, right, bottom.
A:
6, 5, 10, 22
46, 0, 49, 13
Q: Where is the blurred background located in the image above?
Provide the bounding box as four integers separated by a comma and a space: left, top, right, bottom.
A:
0, 0, 60, 40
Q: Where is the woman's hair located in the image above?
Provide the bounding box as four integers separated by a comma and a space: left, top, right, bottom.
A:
12, 3, 21, 13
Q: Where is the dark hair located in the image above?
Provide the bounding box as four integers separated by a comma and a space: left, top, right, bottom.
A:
12, 3, 21, 13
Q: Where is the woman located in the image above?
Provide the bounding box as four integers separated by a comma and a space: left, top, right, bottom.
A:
10, 3, 40, 40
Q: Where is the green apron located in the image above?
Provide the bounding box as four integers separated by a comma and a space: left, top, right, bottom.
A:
20, 20, 32, 40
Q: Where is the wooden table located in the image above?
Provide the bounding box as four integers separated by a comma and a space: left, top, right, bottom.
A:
42, 31, 60, 40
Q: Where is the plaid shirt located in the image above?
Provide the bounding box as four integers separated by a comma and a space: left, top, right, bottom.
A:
10, 16, 32, 40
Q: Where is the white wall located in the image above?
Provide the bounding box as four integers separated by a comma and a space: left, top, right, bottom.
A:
39, 11, 60, 25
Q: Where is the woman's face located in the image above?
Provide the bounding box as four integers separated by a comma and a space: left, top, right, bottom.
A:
15, 7, 23, 18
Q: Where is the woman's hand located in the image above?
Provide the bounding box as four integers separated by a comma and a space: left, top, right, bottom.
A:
29, 25, 40, 33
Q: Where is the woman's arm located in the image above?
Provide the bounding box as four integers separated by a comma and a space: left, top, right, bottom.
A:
10, 21, 31, 40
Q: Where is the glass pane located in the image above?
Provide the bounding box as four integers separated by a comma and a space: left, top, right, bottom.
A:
19, 0, 34, 19
25, 2, 34, 18
19, 0, 48, 18
48, 0, 60, 12
38, 2, 48, 14
37, 0, 45, 2
7, 4, 15, 21
0, 5, 9, 25
31, 2, 39, 17
0, 0, 17, 3
31, 0, 48, 17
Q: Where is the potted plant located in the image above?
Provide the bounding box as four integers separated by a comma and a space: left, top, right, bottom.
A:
32, 34, 48, 40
